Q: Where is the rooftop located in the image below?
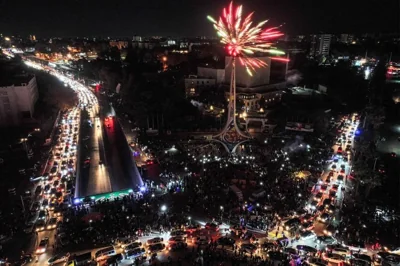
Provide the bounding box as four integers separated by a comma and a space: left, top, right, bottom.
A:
0, 74, 34, 87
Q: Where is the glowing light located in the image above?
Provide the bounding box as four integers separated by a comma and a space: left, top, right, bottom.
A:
270, 57, 290, 62
208, 2, 284, 75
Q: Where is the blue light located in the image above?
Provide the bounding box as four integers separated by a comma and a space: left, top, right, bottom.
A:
73, 198, 81, 204
140, 186, 146, 192
355, 130, 360, 135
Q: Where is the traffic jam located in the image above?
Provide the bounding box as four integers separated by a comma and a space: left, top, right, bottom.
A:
24, 60, 98, 263
32, 109, 79, 255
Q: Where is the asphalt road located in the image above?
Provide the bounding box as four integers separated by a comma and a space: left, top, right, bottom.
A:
76, 91, 112, 198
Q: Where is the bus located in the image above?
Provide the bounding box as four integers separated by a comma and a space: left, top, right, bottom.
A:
94, 246, 116, 261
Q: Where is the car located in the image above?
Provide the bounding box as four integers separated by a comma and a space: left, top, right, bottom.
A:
123, 241, 142, 252
325, 176, 331, 184
314, 192, 323, 201
147, 243, 165, 254
326, 204, 336, 214
323, 253, 345, 264
299, 221, 314, 232
47, 253, 70, 265
322, 198, 331, 207
36, 237, 49, 254
196, 236, 210, 245
316, 235, 337, 245
284, 218, 301, 231
146, 237, 163, 246
320, 184, 328, 192
299, 230, 316, 240
309, 200, 318, 210
38, 210, 47, 220
331, 164, 337, 170
331, 184, 339, 191
170, 230, 187, 238
125, 248, 146, 260
168, 236, 186, 244
168, 242, 188, 251
342, 240, 367, 252
301, 213, 314, 223
329, 190, 336, 199
317, 213, 331, 223
240, 244, 258, 254
47, 217, 58, 230
35, 220, 46, 232
332, 247, 350, 257
205, 223, 219, 231
351, 253, 372, 263
337, 175, 344, 183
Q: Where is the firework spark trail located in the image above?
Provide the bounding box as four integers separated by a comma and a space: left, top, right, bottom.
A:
208, 2, 288, 75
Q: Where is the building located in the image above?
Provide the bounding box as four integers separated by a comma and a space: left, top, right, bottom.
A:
184, 75, 216, 97
132, 35, 142, 42
318, 34, 332, 56
197, 66, 225, 84
309, 34, 332, 57
225, 56, 271, 90
340, 34, 354, 44
0, 75, 38, 126
109, 40, 129, 50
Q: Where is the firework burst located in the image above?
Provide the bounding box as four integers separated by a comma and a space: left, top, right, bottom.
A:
207, 2, 286, 75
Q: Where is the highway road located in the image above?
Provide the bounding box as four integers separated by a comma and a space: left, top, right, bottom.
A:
79, 110, 112, 197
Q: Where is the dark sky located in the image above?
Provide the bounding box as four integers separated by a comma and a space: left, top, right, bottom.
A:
0, 0, 398, 37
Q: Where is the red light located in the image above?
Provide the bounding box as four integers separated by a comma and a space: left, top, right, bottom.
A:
95, 84, 100, 91
270, 57, 290, 63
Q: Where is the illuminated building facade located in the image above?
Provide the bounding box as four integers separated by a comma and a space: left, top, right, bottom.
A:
0, 75, 38, 126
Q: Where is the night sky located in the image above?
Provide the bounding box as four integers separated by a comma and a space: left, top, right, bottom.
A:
0, 0, 398, 37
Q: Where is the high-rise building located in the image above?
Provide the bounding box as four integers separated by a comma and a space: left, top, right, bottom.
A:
0, 75, 38, 126
29, 35, 36, 42
318, 34, 332, 56
340, 34, 354, 44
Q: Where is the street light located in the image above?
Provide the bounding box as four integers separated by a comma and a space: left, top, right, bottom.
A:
161, 205, 167, 212
188, 216, 191, 225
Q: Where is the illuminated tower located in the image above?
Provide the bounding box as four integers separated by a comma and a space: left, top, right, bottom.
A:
207, 2, 287, 153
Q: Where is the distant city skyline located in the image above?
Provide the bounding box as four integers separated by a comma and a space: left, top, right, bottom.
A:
0, 0, 398, 37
